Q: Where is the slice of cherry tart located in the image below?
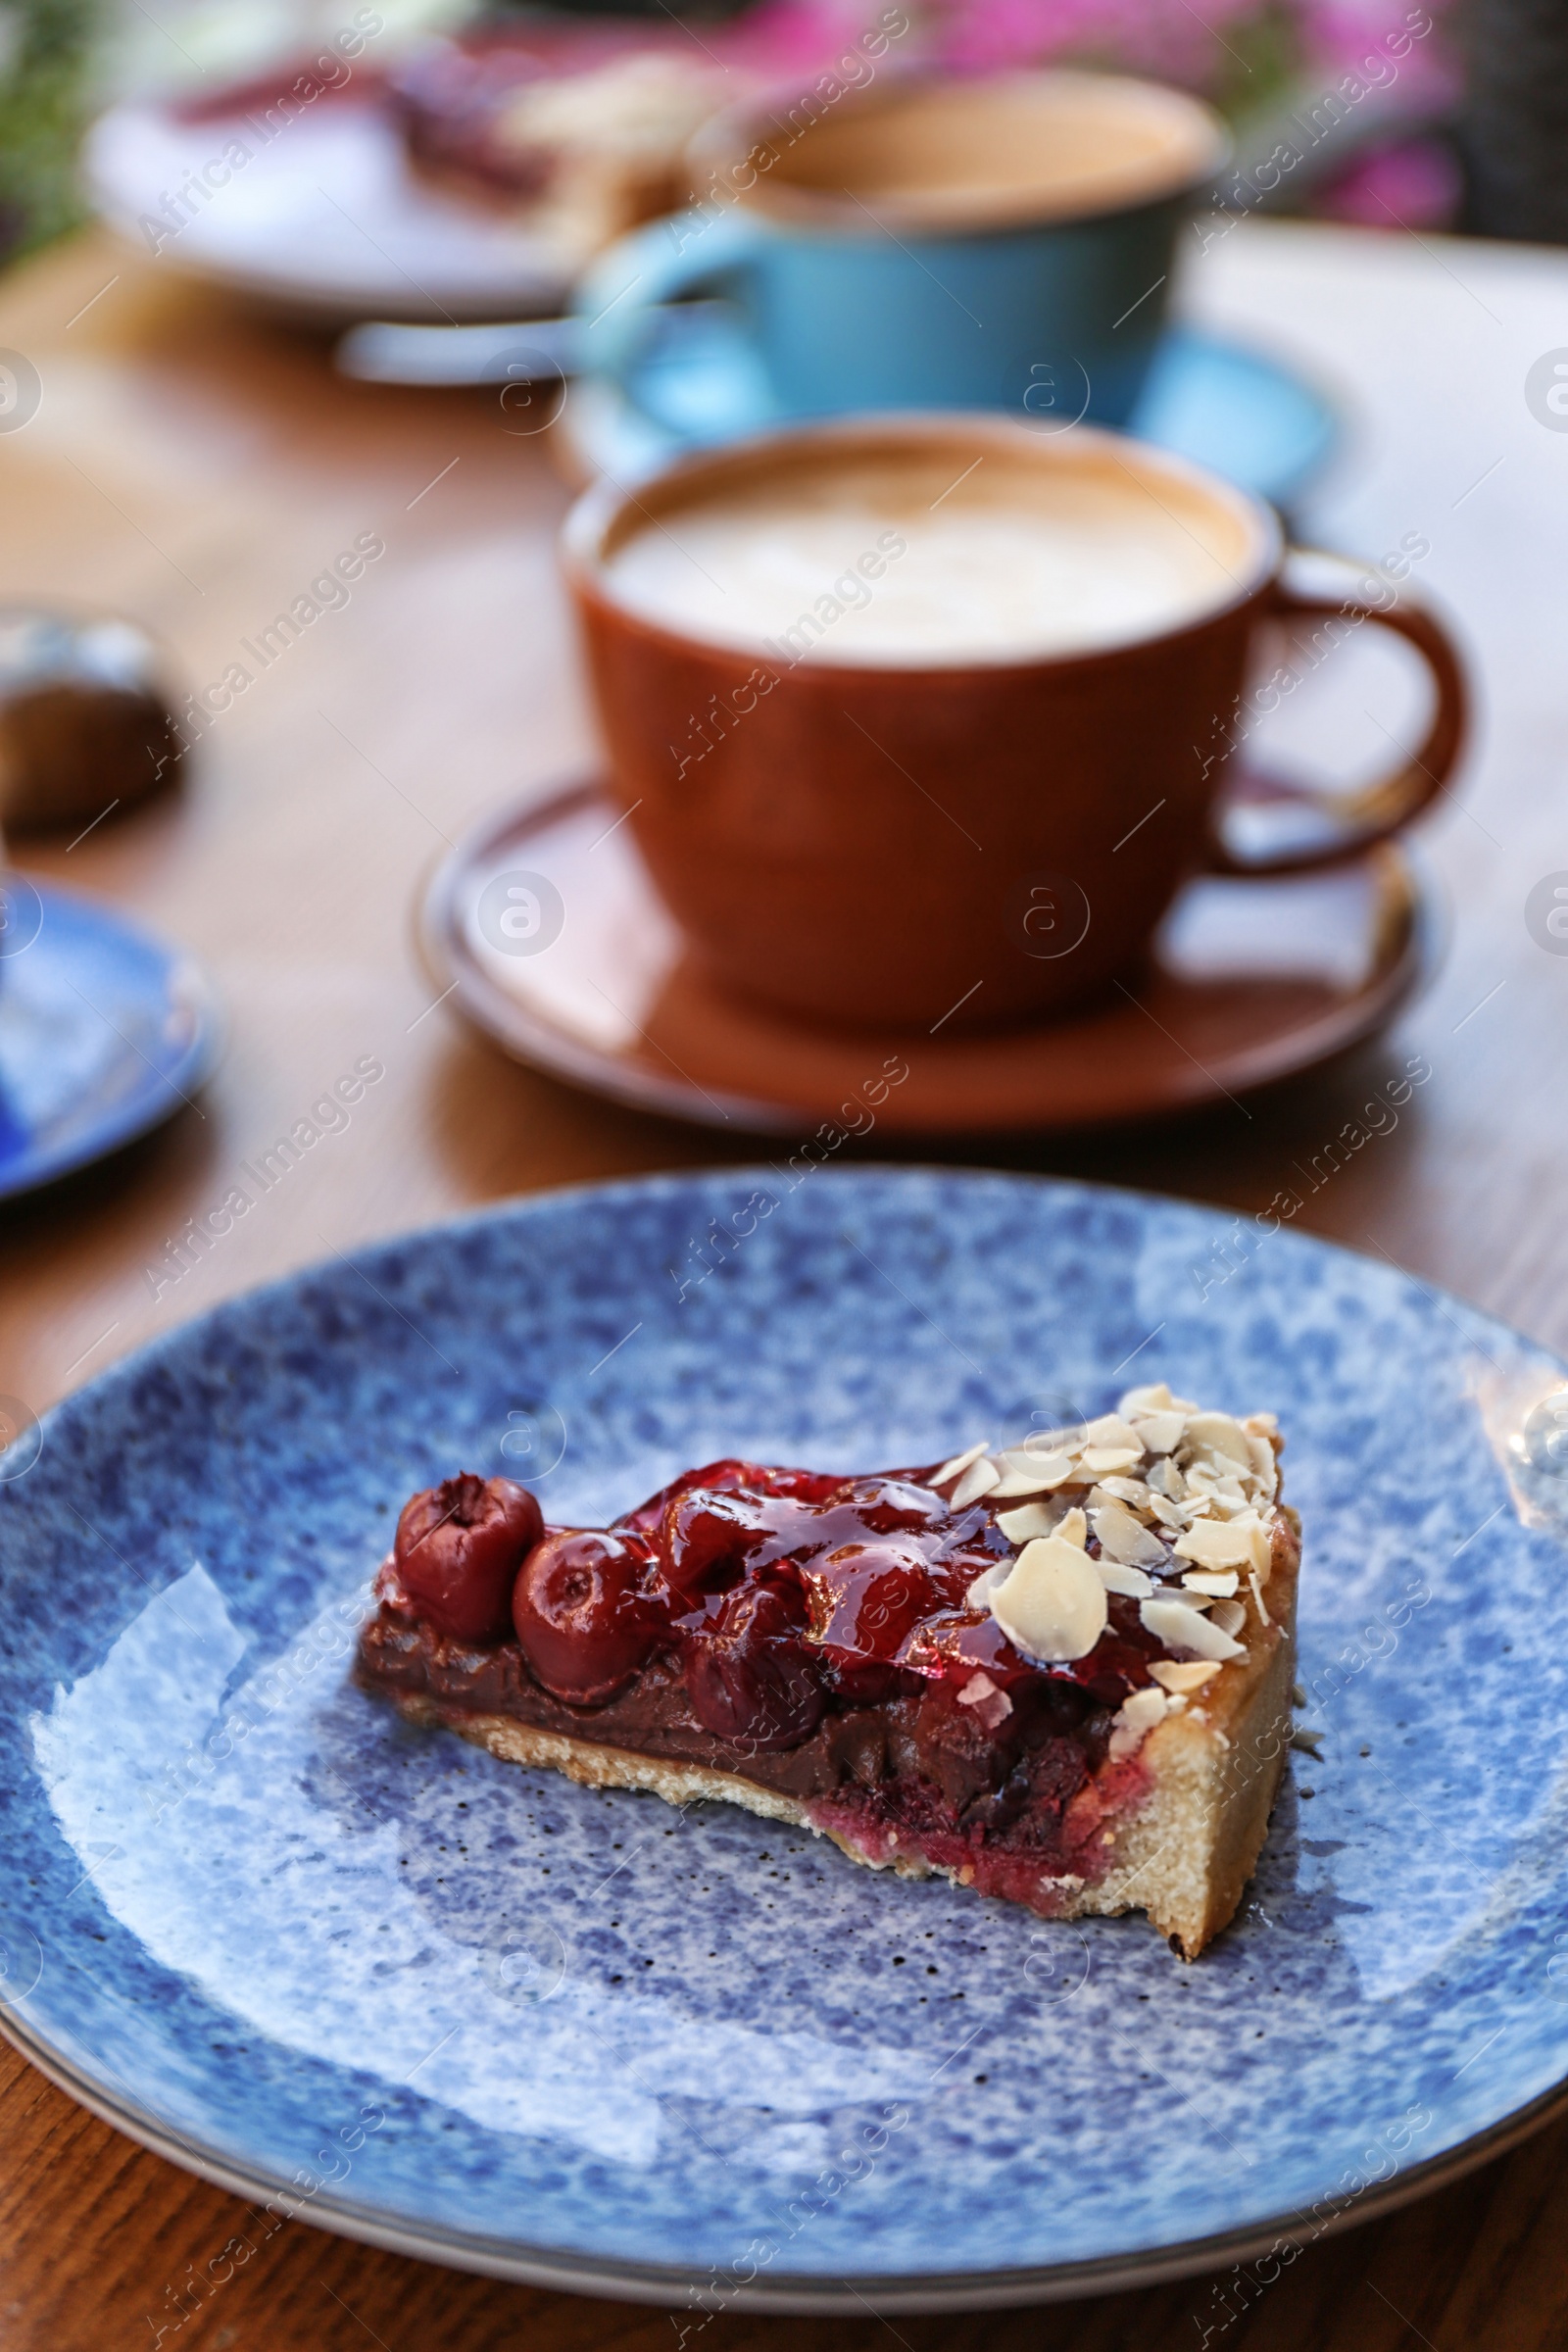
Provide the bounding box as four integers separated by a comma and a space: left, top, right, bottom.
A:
357, 1385, 1300, 1956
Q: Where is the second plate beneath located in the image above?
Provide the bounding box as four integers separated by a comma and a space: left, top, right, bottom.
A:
418, 781, 1434, 1136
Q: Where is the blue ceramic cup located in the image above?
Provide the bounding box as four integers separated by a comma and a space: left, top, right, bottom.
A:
578, 71, 1228, 435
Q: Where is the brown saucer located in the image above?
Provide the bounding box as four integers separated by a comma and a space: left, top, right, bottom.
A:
418, 779, 1437, 1135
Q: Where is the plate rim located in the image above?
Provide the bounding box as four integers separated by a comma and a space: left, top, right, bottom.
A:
416, 777, 1438, 1136
4, 1162, 1562, 2308
2, 1993, 1565, 2313
0, 878, 223, 1205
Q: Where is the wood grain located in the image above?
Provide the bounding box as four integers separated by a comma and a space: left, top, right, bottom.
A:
2, 213, 1567, 2347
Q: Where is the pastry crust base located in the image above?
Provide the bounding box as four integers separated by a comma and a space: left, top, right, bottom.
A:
1076, 1505, 1301, 1956
380, 1508, 1298, 1959
384, 1693, 822, 1826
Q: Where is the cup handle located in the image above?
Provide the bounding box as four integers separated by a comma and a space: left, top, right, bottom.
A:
572, 209, 762, 429
1205, 552, 1468, 877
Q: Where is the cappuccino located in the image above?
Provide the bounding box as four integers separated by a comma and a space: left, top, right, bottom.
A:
599, 440, 1256, 666
567, 417, 1461, 1037
700, 71, 1229, 234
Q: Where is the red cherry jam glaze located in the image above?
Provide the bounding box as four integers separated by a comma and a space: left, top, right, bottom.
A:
386, 1459, 1165, 1752
684, 1579, 825, 1750
798, 1541, 940, 1704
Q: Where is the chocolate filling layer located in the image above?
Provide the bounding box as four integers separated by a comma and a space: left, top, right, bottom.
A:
356, 1606, 1135, 1874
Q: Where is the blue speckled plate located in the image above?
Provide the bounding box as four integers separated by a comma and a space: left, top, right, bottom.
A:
0, 880, 221, 1203
2, 1167, 1566, 2311
561, 321, 1339, 511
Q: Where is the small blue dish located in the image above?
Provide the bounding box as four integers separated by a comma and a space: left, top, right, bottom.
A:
0, 879, 220, 1204
1, 1167, 1565, 2309
562, 313, 1338, 510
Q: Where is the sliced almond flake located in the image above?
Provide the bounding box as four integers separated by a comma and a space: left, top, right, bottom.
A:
1055, 1505, 1088, 1548
1129, 1409, 1186, 1455
1291, 1681, 1307, 1708
990, 1453, 1075, 1496
1146, 1493, 1188, 1532
1291, 1726, 1324, 1756
1150, 1658, 1221, 1692
1210, 1597, 1247, 1638
1120, 1382, 1198, 1416
1085, 1484, 1141, 1519
956, 1669, 1000, 1705
1091, 1501, 1167, 1569
996, 1501, 1058, 1545
1007, 1429, 1084, 1467
1246, 1515, 1272, 1576
1096, 1476, 1153, 1508
1245, 1410, 1280, 1436
1085, 1412, 1144, 1450
1248, 1436, 1279, 1499
1185, 1463, 1249, 1506
1139, 1595, 1246, 1661
992, 1535, 1106, 1664
1173, 1515, 1261, 1570
1011, 1493, 1073, 1541
1082, 1446, 1143, 1475
1181, 1568, 1240, 1597
933, 1439, 990, 1487
956, 1670, 1013, 1731
1183, 1410, 1254, 1467
1119, 1686, 1168, 1732
1095, 1559, 1153, 1598
1108, 1684, 1168, 1757
965, 1561, 1007, 1610
1145, 1456, 1186, 1498
950, 1455, 1002, 1508
1164, 1692, 1188, 1712
1248, 1569, 1272, 1626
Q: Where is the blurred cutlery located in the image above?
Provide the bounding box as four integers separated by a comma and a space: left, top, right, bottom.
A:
335, 317, 581, 386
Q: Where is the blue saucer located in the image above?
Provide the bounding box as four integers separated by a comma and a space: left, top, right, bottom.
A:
1, 1169, 1566, 2307
0, 880, 221, 1203
562, 317, 1338, 508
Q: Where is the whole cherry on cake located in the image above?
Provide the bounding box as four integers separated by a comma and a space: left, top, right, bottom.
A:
393, 1472, 541, 1643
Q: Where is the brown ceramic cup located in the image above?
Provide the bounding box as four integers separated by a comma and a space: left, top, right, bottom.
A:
563, 416, 1466, 1033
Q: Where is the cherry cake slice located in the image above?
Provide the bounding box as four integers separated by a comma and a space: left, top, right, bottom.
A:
356, 1385, 1300, 1956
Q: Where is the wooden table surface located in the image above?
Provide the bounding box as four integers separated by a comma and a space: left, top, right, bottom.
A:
3, 213, 1568, 2350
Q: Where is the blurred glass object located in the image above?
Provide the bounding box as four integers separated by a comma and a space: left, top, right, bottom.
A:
0, 609, 185, 833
